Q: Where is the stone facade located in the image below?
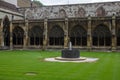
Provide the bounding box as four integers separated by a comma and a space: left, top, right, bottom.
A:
22, 2, 120, 19
0, 0, 24, 20
1, 1, 120, 51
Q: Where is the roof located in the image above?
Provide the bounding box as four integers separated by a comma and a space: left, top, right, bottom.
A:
0, 0, 18, 12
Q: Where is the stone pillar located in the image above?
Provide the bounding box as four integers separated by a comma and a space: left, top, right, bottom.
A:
0, 22, 2, 48
87, 16, 92, 51
0, 20, 2, 47
10, 21, 13, 50
64, 18, 69, 48
0, 20, 4, 48
111, 14, 116, 51
43, 19, 48, 50
0, 21, 2, 47
23, 20, 29, 49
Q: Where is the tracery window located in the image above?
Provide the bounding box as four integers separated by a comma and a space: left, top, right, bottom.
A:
13, 27, 24, 45
3, 16, 10, 46
29, 26, 43, 45
70, 25, 87, 46
92, 24, 111, 46
49, 25, 64, 45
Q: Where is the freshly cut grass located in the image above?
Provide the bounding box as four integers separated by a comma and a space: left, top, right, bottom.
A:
0, 50, 120, 80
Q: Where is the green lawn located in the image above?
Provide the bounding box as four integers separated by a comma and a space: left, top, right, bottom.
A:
0, 50, 120, 80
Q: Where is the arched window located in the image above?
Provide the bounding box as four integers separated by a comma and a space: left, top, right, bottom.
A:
92, 24, 111, 46
29, 26, 43, 45
49, 25, 64, 45
3, 16, 10, 46
13, 27, 24, 45
70, 25, 87, 46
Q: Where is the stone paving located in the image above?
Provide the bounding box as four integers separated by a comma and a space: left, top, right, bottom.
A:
45, 57, 99, 63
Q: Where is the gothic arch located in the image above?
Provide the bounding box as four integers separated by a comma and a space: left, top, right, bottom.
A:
92, 24, 111, 46
59, 9, 67, 18
29, 26, 43, 45
43, 10, 49, 18
70, 25, 87, 46
77, 7, 86, 17
13, 26, 24, 45
96, 6, 106, 17
3, 15, 10, 46
49, 25, 64, 45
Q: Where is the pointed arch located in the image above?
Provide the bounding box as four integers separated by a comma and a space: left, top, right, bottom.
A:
77, 7, 86, 17
96, 6, 106, 17
13, 26, 24, 45
92, 24, 111, 46
49, 25, 64, 45
29, 26, 43, 45
59, 9, 67, 18
3, 15, 10, 46
70, 25, 87, 46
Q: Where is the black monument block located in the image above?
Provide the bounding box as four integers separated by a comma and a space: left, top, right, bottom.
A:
62, 48, 80, 58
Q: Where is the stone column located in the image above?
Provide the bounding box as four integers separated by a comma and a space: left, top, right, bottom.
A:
10, 21, 13, 50
87, 16, 92, 51
0, 20, 4, 48
0, 22, 1, 48
64, 18, 69, 48
0, 21, 2, 47
23, 20, 29, 49
43, 19, 48, 50
0, 22, 1, 47
111, 14, 116, 51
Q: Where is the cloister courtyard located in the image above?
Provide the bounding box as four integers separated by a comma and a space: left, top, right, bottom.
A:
0, 50, 120, 80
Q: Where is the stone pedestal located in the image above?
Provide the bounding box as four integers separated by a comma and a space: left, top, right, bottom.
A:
62, 49, 80, 58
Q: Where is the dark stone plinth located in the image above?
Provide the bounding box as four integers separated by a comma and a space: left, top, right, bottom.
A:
62, 49, 80, 58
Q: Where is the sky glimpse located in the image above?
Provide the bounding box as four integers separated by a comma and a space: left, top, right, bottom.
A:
38, 0, 120, 5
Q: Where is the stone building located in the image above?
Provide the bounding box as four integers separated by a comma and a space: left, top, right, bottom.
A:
1, 0, 17, 6
0, 1, 120, 51
17, 0, 41, 8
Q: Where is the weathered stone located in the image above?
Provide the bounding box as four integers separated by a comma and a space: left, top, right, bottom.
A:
22, 2, 120, 19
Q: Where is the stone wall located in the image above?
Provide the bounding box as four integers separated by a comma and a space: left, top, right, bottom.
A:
0, 8, 24, 20
0, 0, 18, 12
22, 1, 120, 19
